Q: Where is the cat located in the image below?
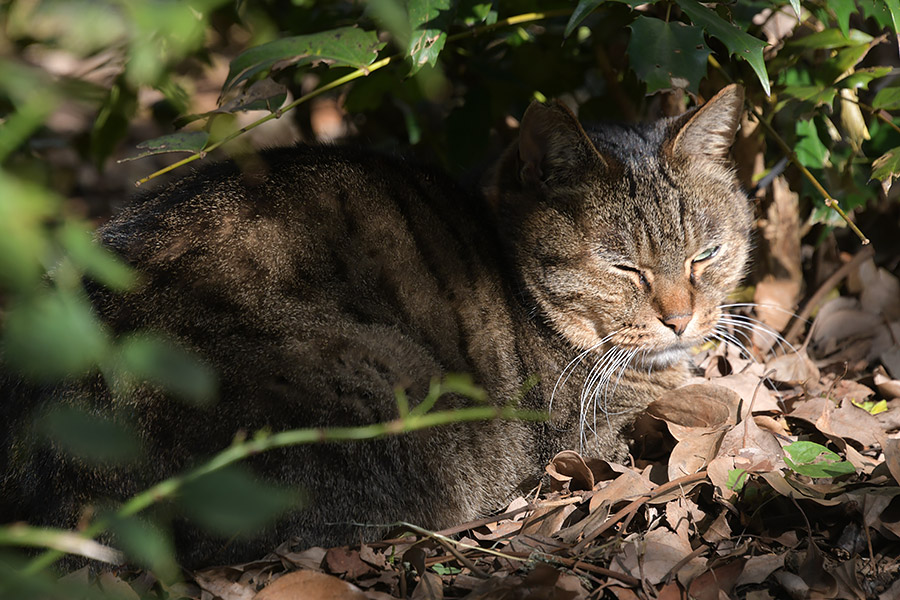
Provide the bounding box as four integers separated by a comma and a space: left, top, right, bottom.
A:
1, 84, 751, 568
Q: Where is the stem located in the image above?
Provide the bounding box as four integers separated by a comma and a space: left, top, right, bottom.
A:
21, 404, 543, 574
707, 55, 870, 246
136, 9, 573, 186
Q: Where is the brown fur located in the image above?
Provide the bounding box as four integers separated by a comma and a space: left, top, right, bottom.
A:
2, 86, 751, 567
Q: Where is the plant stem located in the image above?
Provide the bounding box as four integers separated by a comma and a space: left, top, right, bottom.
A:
20, 404, 543, 574
708, 55, 870, 246
136, 9, 573, 186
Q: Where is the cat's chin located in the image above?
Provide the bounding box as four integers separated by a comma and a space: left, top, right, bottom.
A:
636, 345, 690, 368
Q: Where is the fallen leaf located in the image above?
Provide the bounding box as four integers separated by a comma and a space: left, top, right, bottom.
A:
610, 528, 704, 585
546, 450, 594, 491
874, 366, 900, 399
324, 547, 375, 579
410, 572, 442, 600
253, 570, 367, 600
735, 553, 784, 586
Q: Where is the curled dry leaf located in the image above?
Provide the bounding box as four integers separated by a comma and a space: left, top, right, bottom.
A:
736, 554, 785, 586
766, 351, 819, 385
648, 383, 739, 435
668, 428, 724, 480
253, 570, 367, 600
546, 449, 594, 491
589, 468, 653, 513
874, 366, 900, 399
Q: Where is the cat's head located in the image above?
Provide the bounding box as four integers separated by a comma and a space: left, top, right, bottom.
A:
490, 85, 751, 366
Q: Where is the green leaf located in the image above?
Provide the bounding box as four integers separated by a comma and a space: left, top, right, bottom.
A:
785, 28, 873, 50
565, 0, 659, 37
830, 0, 856, 38
37, 405, 140, 464
871, 146, 900, 194
119, 131, 209, 162
783, 441, 856, 478
110, 517, 178, 583
90, 78, 137, 167
795, 119, 829, 168
727, 468, 748, 491
115, 334, 217, 405
224, 27, 385, 91
676, 0, 770, 95
58, 223, 136, 291
628, 18, 709, 93
873, 86, 900, 110
179, 467, 300, 537
406, 0, 457, 75
0, 172, 58, 289
837, 66, 892, 90
886, 0, 900, 38
3, 290, 109, 379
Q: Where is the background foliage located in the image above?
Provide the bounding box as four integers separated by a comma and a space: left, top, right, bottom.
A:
2, 0, 900, 597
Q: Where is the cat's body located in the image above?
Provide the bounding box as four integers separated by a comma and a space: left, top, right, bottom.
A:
1, 86, 751, 567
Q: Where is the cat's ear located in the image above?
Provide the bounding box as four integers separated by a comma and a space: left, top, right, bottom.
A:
667, 84, 744, 163
518, 100, 607, 186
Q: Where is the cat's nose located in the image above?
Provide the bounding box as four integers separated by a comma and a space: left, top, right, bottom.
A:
661, 313, 691, 336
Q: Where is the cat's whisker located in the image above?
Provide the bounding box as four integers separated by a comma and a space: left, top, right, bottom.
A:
718, 314, 798, 357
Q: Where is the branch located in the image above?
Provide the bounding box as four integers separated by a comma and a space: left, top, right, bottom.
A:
136, 9, 573, 186
707, 55, 870, 246
20, 403, 544, 574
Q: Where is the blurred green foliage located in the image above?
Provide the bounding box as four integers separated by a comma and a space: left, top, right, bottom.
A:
2, 0, 900, 595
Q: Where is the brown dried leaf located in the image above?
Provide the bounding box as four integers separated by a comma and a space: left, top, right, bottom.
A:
874, 366, 900, 399
195, 568, 256, 600
610, 529, 704, 585
589, 468, 653, 513
410, 572, 443, 600
878, 435, 900, 485
253, 571, 367, 600
546, 450, 594, 491
766, 351, 819, 385
754, 277, 801, 333
736, 554, 784, 586
668, 428, 725, 480
324, 547, 375, 579
684, 559, 745, 599
857, 259, 900, 320
648, 384, 738, 436
276, 544, 326, 570
712, 372, 781, 415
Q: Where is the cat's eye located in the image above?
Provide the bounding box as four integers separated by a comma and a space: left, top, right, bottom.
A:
614, 264, 650, 291
692, 246, 720, 263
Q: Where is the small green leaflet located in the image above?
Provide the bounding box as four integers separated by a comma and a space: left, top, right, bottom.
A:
872, 86, 900, 110
628, 18, 709, 93
794, 119, 829, 169
675, 0, 770, 95
871, 146, 900, 195
830, 0, 856, 38
224, 27, 385, 92
886, 0, 900, 55
119, 131, 209, 162
783, 441, 856, 478
406, 0, 457, 75
565, 0, 659, 38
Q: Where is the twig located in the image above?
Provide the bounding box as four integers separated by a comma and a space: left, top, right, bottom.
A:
782, 245, 875, 345
21, 404, 542, 574
0, 524, 123, 565
707, 55, 870, 246
136, 9, 573, 186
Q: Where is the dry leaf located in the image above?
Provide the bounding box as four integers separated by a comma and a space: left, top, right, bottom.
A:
736, 554, 784, 586
253, 571, 367, 600
610, 528, 704, 585
874, 366, 900, 399
410, 572, 443, 600
546, 450, 594, 491
324, 547, 375, 579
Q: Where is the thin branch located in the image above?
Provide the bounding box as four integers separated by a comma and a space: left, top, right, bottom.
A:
21, 404, 544, 574
708, 55, 870, 246
136, 9, 573, 186
0, 525, 124, 565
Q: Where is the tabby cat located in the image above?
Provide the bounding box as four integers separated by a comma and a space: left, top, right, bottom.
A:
1, 85, 751, 567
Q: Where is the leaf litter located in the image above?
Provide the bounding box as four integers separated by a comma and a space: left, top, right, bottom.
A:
65, 252, 900, 599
